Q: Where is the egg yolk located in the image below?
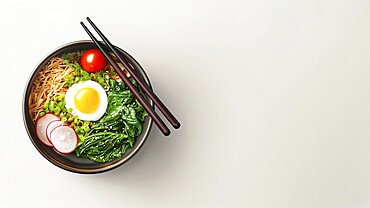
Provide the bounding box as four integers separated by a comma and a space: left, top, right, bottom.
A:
74, 87, 100, 114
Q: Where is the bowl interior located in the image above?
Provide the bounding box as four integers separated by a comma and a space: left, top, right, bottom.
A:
23, 40, 153, 174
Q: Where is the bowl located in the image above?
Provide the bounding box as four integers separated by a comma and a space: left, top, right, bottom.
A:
23, 40, 153, 174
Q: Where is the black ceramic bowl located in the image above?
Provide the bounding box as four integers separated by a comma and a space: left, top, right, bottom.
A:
23, 40, 153, 174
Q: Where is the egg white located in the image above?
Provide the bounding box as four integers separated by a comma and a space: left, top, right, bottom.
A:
65, 80, 108, 121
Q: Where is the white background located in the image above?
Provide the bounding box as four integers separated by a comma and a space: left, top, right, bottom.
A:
1, 0, 370, 207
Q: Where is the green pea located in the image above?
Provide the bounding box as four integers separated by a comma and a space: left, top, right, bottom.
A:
61, 117, 67, 123
54, 106, 61, 115
57, 95, 64, 101
44, 100, 49, 110
57, 102, 64, 108
67, 108, 73, 113
82, 126, 90, 133
39, 112, 45, 117
75, 127, 82, 134
49, 101, 55, 111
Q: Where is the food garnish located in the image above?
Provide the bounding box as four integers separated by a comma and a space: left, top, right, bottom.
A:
80, 49, 107, 73
49, 125, 78, 154
36, 113, 60, 147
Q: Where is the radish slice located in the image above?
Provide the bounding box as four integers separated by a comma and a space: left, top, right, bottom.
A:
36, 113, 60, 147
49, 125, 78, 154
46, 120, 64, 143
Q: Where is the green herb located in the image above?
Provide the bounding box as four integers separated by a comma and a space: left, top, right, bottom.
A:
61, 51, 83, 64
63, 58, 114, 90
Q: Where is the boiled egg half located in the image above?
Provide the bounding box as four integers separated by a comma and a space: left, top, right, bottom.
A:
65, 80, 108, 121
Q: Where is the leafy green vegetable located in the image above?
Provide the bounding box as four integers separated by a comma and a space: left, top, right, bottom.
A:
75, 79, 147, 163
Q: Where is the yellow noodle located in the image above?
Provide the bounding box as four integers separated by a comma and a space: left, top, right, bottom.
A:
28, 58, 74, 122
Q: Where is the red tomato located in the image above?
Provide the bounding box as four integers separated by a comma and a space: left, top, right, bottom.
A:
80, 49, 107, 73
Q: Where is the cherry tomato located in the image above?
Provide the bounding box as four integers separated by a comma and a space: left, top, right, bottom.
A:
80, 49, 107, 73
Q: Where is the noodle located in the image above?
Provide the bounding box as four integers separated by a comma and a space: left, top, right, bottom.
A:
28, 58, 74, 122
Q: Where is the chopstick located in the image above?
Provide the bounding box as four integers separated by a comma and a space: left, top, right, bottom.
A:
86, 17, 181, 129
80, 21, 172, 136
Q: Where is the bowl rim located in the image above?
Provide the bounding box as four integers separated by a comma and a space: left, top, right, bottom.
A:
22, 40, 153, 174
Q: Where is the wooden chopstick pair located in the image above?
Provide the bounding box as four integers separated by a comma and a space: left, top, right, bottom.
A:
80, 17, 180, 136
